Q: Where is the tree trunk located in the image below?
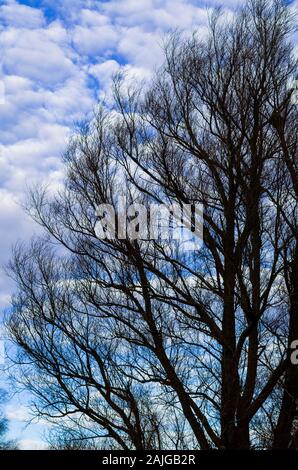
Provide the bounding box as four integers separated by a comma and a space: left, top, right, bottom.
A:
274, 244, 298, 449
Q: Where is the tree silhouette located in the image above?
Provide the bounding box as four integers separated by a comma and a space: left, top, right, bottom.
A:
0, 390, 17, 450
6, 0, 298, 449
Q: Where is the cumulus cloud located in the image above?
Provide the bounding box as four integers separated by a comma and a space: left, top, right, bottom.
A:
0, 28, 75, 84
102, 0, 211, 30
0, 1, 45, 29
72, 23, 119, 56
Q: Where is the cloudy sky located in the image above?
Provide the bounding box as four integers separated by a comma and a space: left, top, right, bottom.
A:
0, 0, 296, 450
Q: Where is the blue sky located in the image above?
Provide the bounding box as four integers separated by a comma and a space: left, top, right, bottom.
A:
0, 0, 297, 450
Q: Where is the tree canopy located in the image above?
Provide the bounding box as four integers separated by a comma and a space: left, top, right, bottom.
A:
6, 0, 298, 449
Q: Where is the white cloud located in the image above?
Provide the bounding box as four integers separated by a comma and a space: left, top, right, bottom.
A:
90, 59, 121, 82
117, 26, 164, 68
80, 8, 109, 27
0, 291, 11, 310
18, 439, 47, 450
0, 1, 45, 29
0, 28, 75, 84
102, 0, 210, 29
72, 24, 119, 56
5, 405, 31, 422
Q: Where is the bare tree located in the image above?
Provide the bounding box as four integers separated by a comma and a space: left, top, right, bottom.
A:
267, 64, 298, 449
0, 390, 18, 450
6, 0, 298, 449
